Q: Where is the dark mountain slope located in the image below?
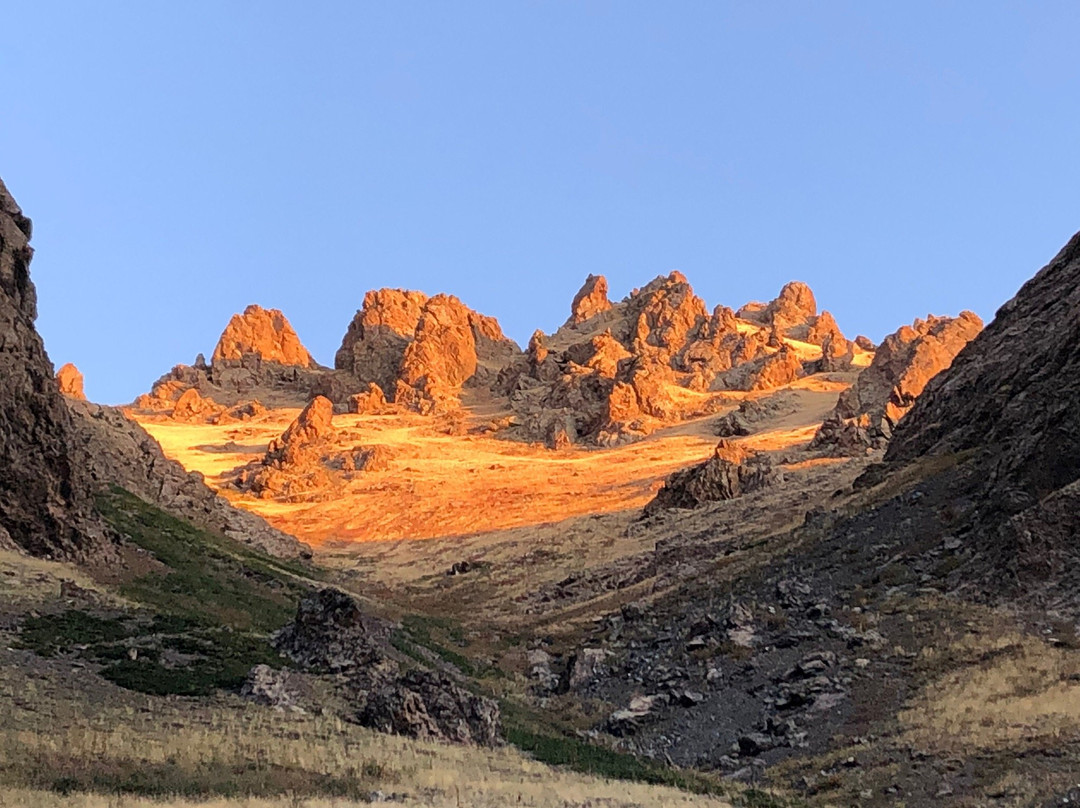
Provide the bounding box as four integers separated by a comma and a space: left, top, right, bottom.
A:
0, 178, 110, 559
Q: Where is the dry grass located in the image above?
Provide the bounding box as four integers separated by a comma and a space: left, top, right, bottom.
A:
900, 633, 1080, 754
0, 549, 127, 612
0, 657, 732, 808
132, 383, 846, 551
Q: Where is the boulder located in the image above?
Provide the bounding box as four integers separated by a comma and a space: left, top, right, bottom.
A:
568, 648, 609, 690
241, 664, 302, 711
348, 382, 389, 415
274, 588, 392, 672
807, 412, 877, 456
171, 387, 218, 421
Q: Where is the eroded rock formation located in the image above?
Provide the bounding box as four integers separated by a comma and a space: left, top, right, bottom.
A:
567, 274, 613, 326
335, 289, 430, 395
811, 311, 982, 451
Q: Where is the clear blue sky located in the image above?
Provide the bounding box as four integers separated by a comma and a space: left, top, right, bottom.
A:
4, 2, 1078, 404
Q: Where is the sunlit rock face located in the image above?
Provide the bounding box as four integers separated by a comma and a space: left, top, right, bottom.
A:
212, 304, 314, 367
809, 311, 982, 455
566, 274, 613, 326
335, 288, 430, 396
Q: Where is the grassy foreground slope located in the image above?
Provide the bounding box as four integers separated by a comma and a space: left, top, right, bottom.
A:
0, 488, 753, 808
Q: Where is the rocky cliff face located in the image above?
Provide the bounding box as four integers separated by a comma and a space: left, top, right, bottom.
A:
0, 178, 110, 559
884, 231, 1080, 596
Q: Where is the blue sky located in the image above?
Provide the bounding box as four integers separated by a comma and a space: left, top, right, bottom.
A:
3, 2, 1079, 404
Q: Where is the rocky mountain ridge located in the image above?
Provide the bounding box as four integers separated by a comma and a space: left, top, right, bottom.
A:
134, 269, 982, 455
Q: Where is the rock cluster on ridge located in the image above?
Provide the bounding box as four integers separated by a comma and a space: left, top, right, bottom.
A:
0, 178, 110, 559
810, 311, 982, 453
135, 304, 325, 413
503, 274, 845, 446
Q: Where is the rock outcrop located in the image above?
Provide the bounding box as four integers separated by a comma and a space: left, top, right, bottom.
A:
360, 669, 502, 747
0, 178, 110, 559
274, 588, 393, 672
237, 396, 337, 499
274, 589, 502, 746
336, 288, 518, 411
811, 311, 982, 450
566, 274, 613, 326
236, 396, 385, 499
212, 304, 314, 367
644, 440, 779, 515
397, 294, 478, 410
56, 363, 86, 400
348, 382, 389, 414
335, 289, 430, 396
171, 387, 219, 421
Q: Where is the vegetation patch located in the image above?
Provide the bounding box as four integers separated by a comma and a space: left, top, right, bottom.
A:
397, 614, 502, 679
98, 487, 312, 631
16, 610, 287, 697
